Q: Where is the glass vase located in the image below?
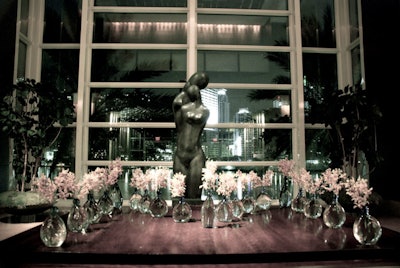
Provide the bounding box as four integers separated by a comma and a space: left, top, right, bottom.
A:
97, 188, 114, 219
231, 193, 244, 220
67, 198, 90, 234
291, 187, 307, 213
304, 193, 323, 219
172, 196, 192, 223
83, 191, 101, 224
255, 187, 272, 212
139, 189, 152, 214
242, 195, 256, 214
323, 193, 346, 228
129, 188, 142, 212
149, 190, 168, 218
279, 176, 292, 208
353, 206, 382, 245
40, 206, 67, 247
109, 183, 124, 214
201, 190, 217, 228
216, 196, 233, 222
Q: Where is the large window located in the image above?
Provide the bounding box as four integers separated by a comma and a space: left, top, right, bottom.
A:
15, 0, 364, 200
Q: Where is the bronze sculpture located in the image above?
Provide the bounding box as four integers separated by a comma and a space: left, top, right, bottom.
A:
173, 72, 210, 199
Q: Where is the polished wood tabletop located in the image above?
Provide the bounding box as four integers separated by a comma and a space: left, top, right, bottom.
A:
1, 206, 399, 267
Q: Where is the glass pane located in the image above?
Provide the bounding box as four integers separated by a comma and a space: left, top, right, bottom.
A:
94, 0, 187, 7
198, 51, 290, 84
88, 127, 291, 162
303, 53, 338, 123
351, 46, 362, 85
91, 50, 187, 82
90, 88, 177, 122
90, 88, 291, 124
305, 129, 333, 176
17, 41, 27, 78
197, 0, 288, 10
42, 49, 79, 94
39, 128, 76, 178
300, 0, 336, 48
43, 0, 81, 43
20, 0, 29, 35
198, 15, 289, 46
93, 13, 187, 44
349, 0, 359, 42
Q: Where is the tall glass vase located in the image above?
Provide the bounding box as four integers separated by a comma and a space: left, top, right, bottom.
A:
40, 206, 67, 247
109, 183, 124, 214
67, 198, 90, 234
172, 196, 192, 223
201, 190, 216, 228
323, 193, 346, 228
279, 176, 292, 208
216, 196, 233, 222
97, 188, 114, 219
129, 188, 142, 212
291, 187, 307, 213
304, 193, 322, 219
353, 206, 382, 245
149, 190, 168, 218
84, 191, 101, 224
231, 196, 244, 220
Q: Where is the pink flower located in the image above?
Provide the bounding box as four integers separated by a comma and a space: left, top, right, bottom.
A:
201, 160, 219, 191
216, 171, 237, 197
320, 168, 347, 195
277, 158, 296, 177
345, 176, 373, 209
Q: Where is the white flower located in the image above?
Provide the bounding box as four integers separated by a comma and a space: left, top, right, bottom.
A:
277, 158, 296, 177
200, 160, 218, 191
170, 172, 186, 197
216, 171, 237, 197
320, 168, 347, 195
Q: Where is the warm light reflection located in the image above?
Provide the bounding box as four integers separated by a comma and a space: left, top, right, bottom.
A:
109, 22, 261, 33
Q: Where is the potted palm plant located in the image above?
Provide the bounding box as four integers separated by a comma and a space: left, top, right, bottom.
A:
0, 78, 75, 213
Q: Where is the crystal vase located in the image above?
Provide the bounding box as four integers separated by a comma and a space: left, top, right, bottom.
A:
67, 198, 90, 233
255, 187, 272, 212
231, 191, 244, 220
129, 188, 142, 212
139, 189, 152, 214
353, 206, 382, 245
279, 176, 292, 208
97, 188, 114, 219
216, 196, 233, 222
40, 206, 67, 247
109, 183, 124, 214
172, 196, 192, 223
242, 195, 256, 214
291, 187, 307, 213
83, 191, 101, 224
201, 190, 217, 228
149, 190, 168, 218
304, 194, 323, 219
323, 193, 346, 228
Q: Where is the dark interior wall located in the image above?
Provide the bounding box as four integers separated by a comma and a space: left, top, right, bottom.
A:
362, 0, 400, 200
0, 0, 17, 192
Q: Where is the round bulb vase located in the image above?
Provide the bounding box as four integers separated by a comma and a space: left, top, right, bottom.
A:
172, 196, 192, 223
322, 194, 346, 229
353, 206, 382, 245
40, 206, 67, 247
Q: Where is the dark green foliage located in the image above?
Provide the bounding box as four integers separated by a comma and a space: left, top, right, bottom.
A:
0, 78, 75, 188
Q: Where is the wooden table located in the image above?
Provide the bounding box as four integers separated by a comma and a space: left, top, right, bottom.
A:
1, 206, 399, 267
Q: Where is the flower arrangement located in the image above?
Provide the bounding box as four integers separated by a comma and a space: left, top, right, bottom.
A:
215, 171, 237, 198
344, 176, 373, 209
170, 172, 187, 198
31, 158, 122, 203
277, 158, 296, 178
320, 168, 347, 196
129, 166, 170, 193
200, 160, 219, 192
